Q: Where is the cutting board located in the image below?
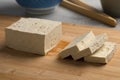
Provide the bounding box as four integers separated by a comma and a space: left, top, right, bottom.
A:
0, 15, 120, 80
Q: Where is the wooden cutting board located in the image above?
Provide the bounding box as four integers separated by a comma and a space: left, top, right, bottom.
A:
0, 15, 120, 80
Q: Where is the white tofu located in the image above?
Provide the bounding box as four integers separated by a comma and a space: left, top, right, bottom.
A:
59, 31, 96, 59
6, 18, 62, 55
84, 42, 116, 63
72, 33, 108, 60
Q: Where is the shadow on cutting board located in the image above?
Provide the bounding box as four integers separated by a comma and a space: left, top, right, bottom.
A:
56, 55, 106, 67
0, 40, 105, 67
0, 46, 41, 58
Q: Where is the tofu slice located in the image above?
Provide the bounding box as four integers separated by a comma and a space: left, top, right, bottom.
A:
6, 18, 62, 55
59, 31, 96, 59
84, 42, 116, 63
72, 33, 108, 60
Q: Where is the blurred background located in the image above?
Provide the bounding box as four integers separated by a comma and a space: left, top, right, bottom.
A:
0, 0, 120, 29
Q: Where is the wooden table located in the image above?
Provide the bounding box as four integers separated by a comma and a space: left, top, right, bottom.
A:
0, 15, 120, 80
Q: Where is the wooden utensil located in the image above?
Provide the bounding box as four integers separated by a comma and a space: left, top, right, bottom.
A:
61, 0, 117, 27
69, 0, 100, 11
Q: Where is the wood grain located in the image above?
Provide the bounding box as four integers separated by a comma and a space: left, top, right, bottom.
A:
61, 0, 117, 27
0, 15, 120, 80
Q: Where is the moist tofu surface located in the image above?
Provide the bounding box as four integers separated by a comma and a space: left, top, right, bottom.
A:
6, 18, 61, 35
84, 42, 116, 63
59, 31, 96, 59
72, 33, 108, 60
6, 18, 62, 55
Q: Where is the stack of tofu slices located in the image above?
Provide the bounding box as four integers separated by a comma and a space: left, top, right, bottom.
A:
59, 31, 116, 64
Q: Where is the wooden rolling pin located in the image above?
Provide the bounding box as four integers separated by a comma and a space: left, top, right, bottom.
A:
61, 0, 117, 27
69, 0, 100, 11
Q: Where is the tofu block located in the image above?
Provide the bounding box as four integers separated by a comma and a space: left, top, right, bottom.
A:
84, 42, 116, 63
72, 33, 108, 60
59, 31, 96, 59
6, 18, 62, 55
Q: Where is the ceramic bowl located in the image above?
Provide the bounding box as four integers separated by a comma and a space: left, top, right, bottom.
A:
16, 0, 62, 15
101, 0, 120, 17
